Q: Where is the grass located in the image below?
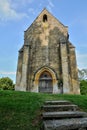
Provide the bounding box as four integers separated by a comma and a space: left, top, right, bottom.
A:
0, 90, 87, 130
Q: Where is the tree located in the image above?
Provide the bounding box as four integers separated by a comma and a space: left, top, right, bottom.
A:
80, 80, 87, 95
0, 77, 14, 90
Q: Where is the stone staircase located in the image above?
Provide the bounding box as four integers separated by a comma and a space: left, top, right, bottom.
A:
41, 100, 87, 130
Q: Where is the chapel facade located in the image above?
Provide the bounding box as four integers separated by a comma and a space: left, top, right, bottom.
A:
15, 9, 80, 94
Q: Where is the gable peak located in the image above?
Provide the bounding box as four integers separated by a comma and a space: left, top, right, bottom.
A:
40, 8, 51, 15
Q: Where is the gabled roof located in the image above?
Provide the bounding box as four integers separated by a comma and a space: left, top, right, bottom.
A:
25, 8, 68, 32
38, 8, 68, 27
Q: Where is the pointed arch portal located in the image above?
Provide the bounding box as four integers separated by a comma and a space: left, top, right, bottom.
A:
39, 71, 53, 93
34, 67, 58, 93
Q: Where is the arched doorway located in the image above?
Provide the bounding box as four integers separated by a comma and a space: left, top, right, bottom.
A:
39, 71, 53, 93
33, 66, 58, 93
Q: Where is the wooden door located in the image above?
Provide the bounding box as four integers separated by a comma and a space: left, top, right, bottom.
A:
39, 72, 53, 93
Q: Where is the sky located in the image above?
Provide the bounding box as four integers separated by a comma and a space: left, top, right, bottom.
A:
0, 0, 87, 83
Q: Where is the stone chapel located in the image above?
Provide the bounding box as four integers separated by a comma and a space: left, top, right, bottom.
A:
15, 8, 80, 94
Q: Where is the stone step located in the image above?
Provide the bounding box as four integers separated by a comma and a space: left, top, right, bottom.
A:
44, 100, 72, 105
42, 104, 78, 112
42, 111, 87, 120
42, 118, 87, 130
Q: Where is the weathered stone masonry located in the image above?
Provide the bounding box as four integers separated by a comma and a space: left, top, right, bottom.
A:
15, 8, 80, 94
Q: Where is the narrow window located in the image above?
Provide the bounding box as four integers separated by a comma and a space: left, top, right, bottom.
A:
43, 14, 47, 22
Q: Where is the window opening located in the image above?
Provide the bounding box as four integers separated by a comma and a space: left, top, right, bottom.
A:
43, 14, 47, 22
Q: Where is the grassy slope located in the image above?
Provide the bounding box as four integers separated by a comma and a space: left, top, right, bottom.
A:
0, 91, 87, 130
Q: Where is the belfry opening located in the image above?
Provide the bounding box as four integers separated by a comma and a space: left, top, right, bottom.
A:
43, 14, 47, 22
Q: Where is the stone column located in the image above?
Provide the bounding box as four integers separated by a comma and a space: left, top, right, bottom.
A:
60, 37, 70, 94
15, 51, 23, 91
20, 45, 29, 91
69, 47, 80, 94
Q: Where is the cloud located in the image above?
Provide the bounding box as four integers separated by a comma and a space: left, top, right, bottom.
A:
77, 53, 87, 59
21, 0, 33, 4
68, 19, 79, 27
0, 0, 27, 21
77, 43, 87, 48
48, 0, 54, 7
69, 16, 87, 28
47, 0, 54, 12
28, 8, 36, 15
0, 71, 16, 75
76, 51, 87, 69
10, 0, 34, 9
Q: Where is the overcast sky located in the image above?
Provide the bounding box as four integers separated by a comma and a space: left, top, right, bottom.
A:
0, 0, 87, 82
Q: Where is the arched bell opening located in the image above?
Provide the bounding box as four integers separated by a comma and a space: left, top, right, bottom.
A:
43, 14, 47, 22
39, 71, 53, 93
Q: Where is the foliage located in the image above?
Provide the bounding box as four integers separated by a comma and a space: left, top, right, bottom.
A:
0, 77, 14, 90
78, 68, 87, 95
0, 91, 87, 130
80, 80, 87, 95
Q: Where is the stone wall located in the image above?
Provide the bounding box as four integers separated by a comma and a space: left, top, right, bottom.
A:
15, 8, 80, 94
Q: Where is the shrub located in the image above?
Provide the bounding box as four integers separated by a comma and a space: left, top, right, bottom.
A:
80, 80, 87, 95
0, 77, 14, 90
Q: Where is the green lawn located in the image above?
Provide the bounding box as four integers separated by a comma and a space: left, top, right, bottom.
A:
0, 91, 87, 130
